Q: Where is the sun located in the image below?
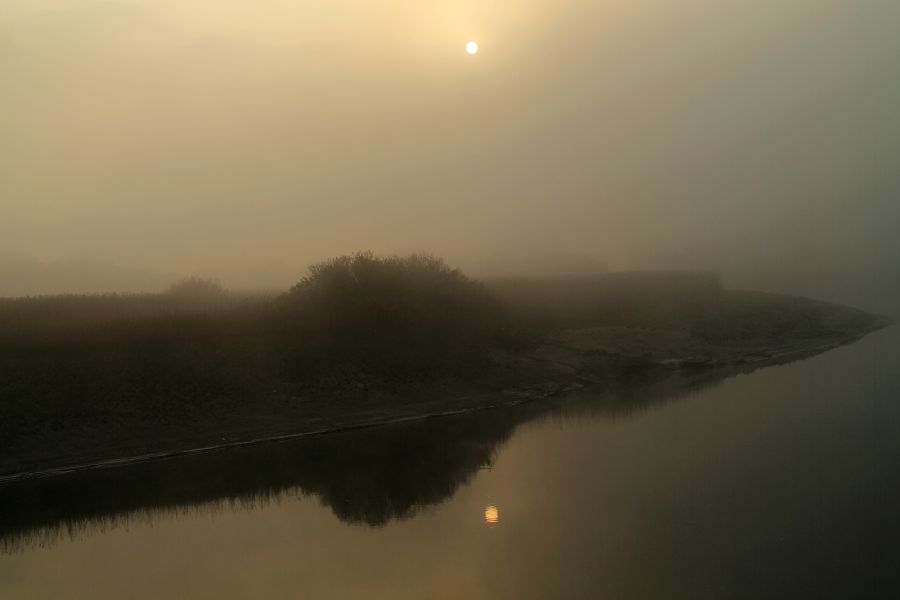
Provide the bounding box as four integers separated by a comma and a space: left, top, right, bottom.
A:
465, 41, 479, 55
484, 504, 499, 525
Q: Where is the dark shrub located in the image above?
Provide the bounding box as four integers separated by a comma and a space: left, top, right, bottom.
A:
277, 252, 503, 341
166, 277, 226, 301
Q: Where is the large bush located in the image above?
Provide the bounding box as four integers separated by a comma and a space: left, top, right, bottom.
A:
278, 252, 503, 340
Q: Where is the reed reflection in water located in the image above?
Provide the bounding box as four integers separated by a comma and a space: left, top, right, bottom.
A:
0, 364, 733, 555
1, 327, 899, 599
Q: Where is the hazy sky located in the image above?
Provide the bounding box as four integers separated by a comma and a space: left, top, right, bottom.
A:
2, 0, 898, 294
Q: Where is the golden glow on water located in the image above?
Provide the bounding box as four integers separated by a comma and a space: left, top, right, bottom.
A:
484, 504, 499, 525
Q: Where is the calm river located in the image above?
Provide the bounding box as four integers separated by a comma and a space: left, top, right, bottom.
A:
1, 324, 898, 599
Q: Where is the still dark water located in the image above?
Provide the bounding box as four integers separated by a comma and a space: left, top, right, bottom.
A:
1, 325, 899, 599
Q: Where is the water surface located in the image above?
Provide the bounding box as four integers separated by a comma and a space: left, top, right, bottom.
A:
1, 325, 899, 599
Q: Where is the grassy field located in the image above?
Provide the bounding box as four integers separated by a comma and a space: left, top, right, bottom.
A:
0, 252, 886, 476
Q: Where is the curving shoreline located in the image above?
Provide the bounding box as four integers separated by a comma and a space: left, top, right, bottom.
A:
1, 311, 888, 487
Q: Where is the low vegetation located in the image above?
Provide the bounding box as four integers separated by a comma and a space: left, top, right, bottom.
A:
0, 252, 886, 476
279, 252, 501, 337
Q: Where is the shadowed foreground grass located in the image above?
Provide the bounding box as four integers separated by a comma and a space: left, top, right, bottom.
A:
0, 252, 886, 475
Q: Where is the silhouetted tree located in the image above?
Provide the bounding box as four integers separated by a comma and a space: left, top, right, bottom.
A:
279, 252, 503, 339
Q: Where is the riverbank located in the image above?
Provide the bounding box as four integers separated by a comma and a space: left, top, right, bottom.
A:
0, 287, 888, 482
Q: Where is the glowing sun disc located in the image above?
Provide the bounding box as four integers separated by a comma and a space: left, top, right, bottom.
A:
466, 41, 479, 55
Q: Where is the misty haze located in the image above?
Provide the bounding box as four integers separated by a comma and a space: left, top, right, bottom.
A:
1, 1, 899, 598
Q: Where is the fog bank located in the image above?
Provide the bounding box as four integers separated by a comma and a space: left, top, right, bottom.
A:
2, 0, 898, 302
